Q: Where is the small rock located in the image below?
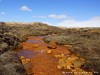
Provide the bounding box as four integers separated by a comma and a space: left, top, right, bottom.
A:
26, 59, 31, 62
62, 71, 66, 74
57, 65, 62, 69
34, 44, 39, 48
47, 41, 57, 49
20, 56, 25, 59
22, 59, 28, 64
47, 50, 52, 54
61, 54, 64, 56
54, 54, 66, 58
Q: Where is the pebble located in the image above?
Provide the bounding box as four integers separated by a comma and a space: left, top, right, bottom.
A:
57, 65, 61, 69
62, 71, 66, 74
34, 44, 39, 48
47, 50, 52, 54
20, 56, 25, 59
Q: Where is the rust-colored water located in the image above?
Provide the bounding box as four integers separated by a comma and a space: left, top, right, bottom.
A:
17, 36, 74, 75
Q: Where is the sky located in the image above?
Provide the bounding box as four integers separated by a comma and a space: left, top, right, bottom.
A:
0, 0, 100, 27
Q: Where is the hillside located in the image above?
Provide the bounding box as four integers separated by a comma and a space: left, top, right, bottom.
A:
0, 22, 100, 75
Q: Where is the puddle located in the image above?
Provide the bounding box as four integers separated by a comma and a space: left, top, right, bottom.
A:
26, 35, 51, 44
18, 50, 40, 59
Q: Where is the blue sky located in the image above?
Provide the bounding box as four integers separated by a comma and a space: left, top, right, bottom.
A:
0, 0, 100, 27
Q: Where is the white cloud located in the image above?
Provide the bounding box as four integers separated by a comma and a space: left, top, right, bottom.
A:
56, 16, 100, 27
48, 14, 68, 19
0, 12, 5, 15
32, 15, 47, 18
32, 14, 70, 19
32, 14, 100, 27
20, 6, 32, 12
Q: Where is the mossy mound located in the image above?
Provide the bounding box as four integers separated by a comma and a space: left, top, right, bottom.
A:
43, 33, 100, 75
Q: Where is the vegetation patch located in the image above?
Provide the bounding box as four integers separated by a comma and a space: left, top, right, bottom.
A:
43, 32, 100, 75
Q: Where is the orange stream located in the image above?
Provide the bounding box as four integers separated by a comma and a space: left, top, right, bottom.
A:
17, 36, 72, 75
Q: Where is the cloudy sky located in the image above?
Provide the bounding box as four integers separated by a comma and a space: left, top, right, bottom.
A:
0, 0, 100, 27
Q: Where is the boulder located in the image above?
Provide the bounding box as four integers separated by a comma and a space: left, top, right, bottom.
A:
47, 41, 57, 49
